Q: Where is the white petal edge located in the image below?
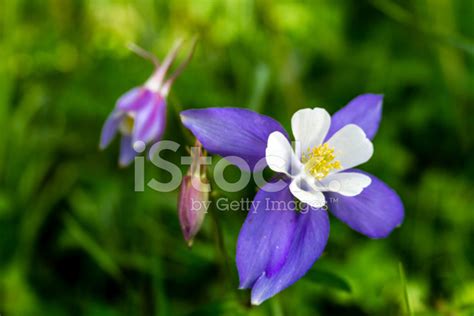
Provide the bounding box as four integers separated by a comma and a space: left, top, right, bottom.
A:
326, 124, 373, 172
320, 172, 372, 196
291, 108, 331, 158
289, 176, 326, 208
265, 131, 301, 176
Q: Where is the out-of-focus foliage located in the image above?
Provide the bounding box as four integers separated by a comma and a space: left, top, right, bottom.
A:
0, 0, 473, 315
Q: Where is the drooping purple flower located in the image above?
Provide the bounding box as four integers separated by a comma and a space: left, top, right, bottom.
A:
178, 140, 210, 246
100, 39, 197, 166
180, 94, 404, 304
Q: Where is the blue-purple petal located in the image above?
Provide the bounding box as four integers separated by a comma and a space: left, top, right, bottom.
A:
119, 135, 136, 167
100, 110, 123, 149
237, 183, 297, 289
326, 94, 383, 140
325, 169, 404, 239
117, 87, 153, 111
250, 206, 330, 305
180, 108, 288, 171
133, 94, 167, 144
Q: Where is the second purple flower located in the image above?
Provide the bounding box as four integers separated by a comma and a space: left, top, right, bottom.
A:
100, 39, 196, 166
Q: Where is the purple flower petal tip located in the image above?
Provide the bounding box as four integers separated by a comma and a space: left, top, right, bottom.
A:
325, 169, 404, 239
236, 182, 329, 305
236, 183, 297, 289
180, 108, 288, 171
100, 110, 123, 150
118, 136, 137, 167
327, 93, 383, 140
249, 207, 329, 305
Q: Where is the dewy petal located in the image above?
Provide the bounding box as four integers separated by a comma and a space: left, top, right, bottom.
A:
326, 124, 373, 172
117, 87, 153, 111
133, 94, 167, 144
320, 172, 371, 197
100, 110, 123, 149
180, 108, 288, 171
289, 176, 326, 208
119, 135, 136, 167
325, 169, 404, 239
237, 182, 297, 289
291, 108, 331, 158
266, 131, 302, 176
326, 94, 383, 141
251, 207, 329, 305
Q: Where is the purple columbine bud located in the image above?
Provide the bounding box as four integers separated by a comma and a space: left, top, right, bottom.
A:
178, 141, 210, 246
100, 38, 197, 167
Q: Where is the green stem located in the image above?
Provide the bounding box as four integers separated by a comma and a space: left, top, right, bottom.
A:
399, 262, 413, 316
210, 205, 233, 291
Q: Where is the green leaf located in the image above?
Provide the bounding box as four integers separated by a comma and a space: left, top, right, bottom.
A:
64, 215, 122, 281
304, 268, 352, 293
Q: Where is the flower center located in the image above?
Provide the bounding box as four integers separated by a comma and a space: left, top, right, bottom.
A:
119, 114, 135, 135
301, 143, 341, 180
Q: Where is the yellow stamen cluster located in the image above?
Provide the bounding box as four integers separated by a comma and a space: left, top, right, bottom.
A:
119, 115, 135, 135
301, 143, 342, 180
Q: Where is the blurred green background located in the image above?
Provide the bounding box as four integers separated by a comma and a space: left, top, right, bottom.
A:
0, 0, 473, 315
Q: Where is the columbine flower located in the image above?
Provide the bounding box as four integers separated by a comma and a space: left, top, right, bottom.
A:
180, 94, 404, 304
178, 140, 209, 246
264, 106, 374, 208
100, 39, 196, 166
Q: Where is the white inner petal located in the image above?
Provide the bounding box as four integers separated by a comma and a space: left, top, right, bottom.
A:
265, 131, 302, 176
320, 172, 371, 196
291, 108, 331, 158
326, 124, 373, 172
289, 176, 326, 208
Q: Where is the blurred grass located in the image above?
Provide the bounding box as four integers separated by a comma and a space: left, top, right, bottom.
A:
0, 0, 473, 315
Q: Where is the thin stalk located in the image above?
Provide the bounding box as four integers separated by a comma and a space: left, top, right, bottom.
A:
127, 43, 160, 67
161, 36, 198, 96
209, 200, 233, 291
399, 262, 413, 316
